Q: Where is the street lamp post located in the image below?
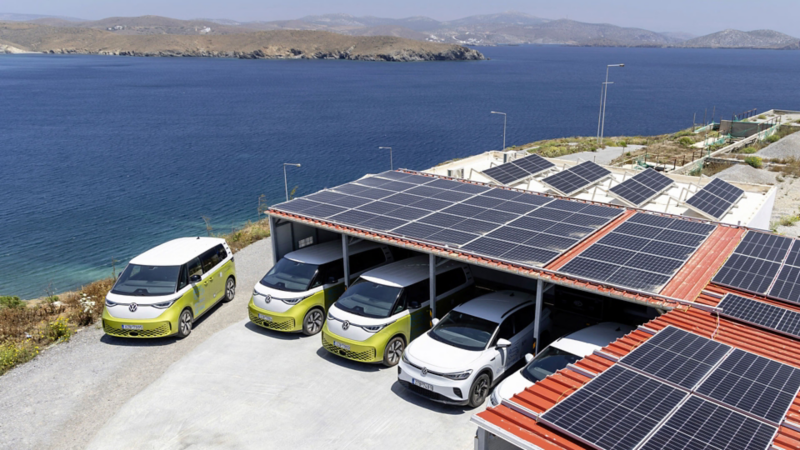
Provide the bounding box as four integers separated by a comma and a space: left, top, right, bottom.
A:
379, 147, 393, 170
491, 111, 507, 151
597, 64, 624, 148
283, 163, 301, 201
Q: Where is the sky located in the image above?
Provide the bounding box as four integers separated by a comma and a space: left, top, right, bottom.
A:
4, 0, 800, 37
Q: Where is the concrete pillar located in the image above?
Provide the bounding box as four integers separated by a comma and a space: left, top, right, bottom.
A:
342, 235, 351, 287
534, 279, 544, 356
429, 253, 437, 319
269, 216, 278, 265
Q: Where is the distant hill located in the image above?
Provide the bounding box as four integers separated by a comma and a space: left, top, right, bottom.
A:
679, 29, 800, 49
0, 21, 484, 60
0, 13, 82, 22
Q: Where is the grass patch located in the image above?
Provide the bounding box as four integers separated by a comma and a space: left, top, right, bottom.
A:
744, 156, 763, 169
739, 147, 758, 154
0, 296, 24, 310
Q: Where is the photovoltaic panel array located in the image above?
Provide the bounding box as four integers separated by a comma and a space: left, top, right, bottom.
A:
482, 154, 555, 185
712, 231, 794, 299
608, 169, 673, 207
685, 177, 745, 220
559, 213, 716, 293
619, 326, 730, 390
272, 170, 623, 268
697, 348, 800, 425
539, 365, 688, 450
541, 161, 611, 196
770, 241, 800, 302
639, 396, 777, 450
718, 293, 800, 340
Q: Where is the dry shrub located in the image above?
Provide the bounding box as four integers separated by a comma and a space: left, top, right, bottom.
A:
221, 219, 271, 253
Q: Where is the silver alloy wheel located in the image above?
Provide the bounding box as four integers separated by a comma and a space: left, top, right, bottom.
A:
226, 278, 235, 300
305, 310, 324, 335
386, 338, 404, 365
472, 376, 489, 405
180, 311, 192, 335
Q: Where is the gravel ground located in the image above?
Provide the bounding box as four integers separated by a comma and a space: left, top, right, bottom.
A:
714, 164, 778, 186
0, 239, 273, 450
756, 131, 800, 158
554, 145, 644, 165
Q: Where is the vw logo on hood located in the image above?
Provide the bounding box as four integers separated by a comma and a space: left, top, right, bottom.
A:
421, 367, 428, 377
264, 294, 271, 304
342, 320, 350, 331
129, 302, 138, 313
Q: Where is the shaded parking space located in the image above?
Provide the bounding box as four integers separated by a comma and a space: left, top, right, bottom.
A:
88, 318, 476, 450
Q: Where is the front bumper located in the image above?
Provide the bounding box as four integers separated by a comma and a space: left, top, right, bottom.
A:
321, 325, 382, 363
397, 360, 472, 406
102, 308, 177, 338
248, 298, 303, 332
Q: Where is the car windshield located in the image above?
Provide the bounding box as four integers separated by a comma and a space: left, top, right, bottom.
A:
111, 264, 181, 297
429, 311, 498, 351
521, 346, 581, 383
260, 258, 319, 293
334, 280, 401, 318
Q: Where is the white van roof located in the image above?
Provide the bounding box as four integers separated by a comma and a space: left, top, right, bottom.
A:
361, 255, 466, 288
130, 237, 226, 266
285, 240, 384, 266
451, 290, 535, 323
551, 322, 634, 358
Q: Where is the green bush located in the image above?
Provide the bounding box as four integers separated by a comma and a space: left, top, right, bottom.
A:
740, 147, 757, 154
0, 296, 25, 309
744, 156, 763, 169
678, 137, 694, 147
43, 317, 73, 343
767, 134, 780, 143
674, 130, 692, 138
758, 115, 766, 120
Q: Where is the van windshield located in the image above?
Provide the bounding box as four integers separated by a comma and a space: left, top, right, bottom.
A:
429, 311, 498, 351
521, 346, 581, 383
260, 258, 318, 293
335, 280, 402, 318
111, 265, 181, 297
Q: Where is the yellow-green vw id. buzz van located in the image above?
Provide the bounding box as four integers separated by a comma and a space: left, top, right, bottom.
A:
102, 237, 236, 339
249, 240, 395, 335
322, 256, 475, 367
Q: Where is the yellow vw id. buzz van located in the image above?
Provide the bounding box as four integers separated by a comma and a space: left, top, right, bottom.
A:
322, 256, 475, 367
102, 237, 236, 339
249, 240, 395, 335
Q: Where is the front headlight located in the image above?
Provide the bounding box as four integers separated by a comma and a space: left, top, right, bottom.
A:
442, 369, 473, 380
105, 298, 117, 307
252, 289, 260, 298
361, 324, 385, 333
152, 299, 176, 309
327, 312, 335, 321
402, 352, 410, 364
280, 295, 310, 305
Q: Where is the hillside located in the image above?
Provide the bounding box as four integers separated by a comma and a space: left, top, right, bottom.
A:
0, 22, 484, 61
679, 29, 800, 49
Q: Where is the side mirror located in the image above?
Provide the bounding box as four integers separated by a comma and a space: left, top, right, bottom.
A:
431, 318, 439, 326
496, 338, 512, 348
190, 274, 202, 283
326, 277, 337, 284
409, 300, 421, 309
525, 353, 534, 363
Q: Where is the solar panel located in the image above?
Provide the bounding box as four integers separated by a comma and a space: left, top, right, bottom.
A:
619, 326, 731, 390
609, 169, 674, 207
560, 213, 714, 293
685, 177, 745, 220
540, 365, 688, 450
718, 293, 800, 339
639, 396, 777, 450
482, 154, 555, 185
696, 349, 800, 425
541, 161, 612, 196
713, 231, 793, 296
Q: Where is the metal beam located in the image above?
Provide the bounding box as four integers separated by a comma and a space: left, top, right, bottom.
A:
429, 253, 437, 320
534, 279, 544, 356
269, 216, 278, 265
342, 234, 351, 287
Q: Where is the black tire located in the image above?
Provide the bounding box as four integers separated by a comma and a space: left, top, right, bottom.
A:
176, 309, 193, 339
302, 308, 325, 336
468, 373, 491, 408
383, 336, 405, 367
223, 276, 236, 303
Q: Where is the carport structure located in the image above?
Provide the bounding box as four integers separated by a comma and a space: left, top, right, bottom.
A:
267, 169, 800, 449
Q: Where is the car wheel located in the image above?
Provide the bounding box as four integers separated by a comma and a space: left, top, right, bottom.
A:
383, 336, 405, 367
302, 308, 324, 336
468, 373, 491, 408
176, 309, 193, 339
223, 277, 236, 303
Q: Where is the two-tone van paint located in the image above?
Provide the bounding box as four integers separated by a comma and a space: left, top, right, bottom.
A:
322, 256, 475, 367
249, 240, 395, 335
102, 237, 236, 339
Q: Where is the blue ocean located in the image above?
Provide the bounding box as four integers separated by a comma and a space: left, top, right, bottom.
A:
2, 46, 799, 298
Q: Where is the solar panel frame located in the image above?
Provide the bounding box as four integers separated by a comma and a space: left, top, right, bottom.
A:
718, 293, 800, 343
481, 154, 555, 186
541, 161, 612, 196
609, 169, 674, 207
713, 231, 794, 298
685, 177, 745, 220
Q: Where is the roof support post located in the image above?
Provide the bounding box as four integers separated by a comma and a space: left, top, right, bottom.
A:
534, 279, 544, 356
269, 216, 278, 265
430, 253, 437, 320
342, 234, 351, 288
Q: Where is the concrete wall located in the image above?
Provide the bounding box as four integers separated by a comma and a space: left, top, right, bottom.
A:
749, 186, 777, 231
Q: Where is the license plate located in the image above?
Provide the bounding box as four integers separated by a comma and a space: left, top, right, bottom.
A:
334, 341, 350, 351
121, 324, 143, 330
412, 378, 434, 391
258, 314, 273, 322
